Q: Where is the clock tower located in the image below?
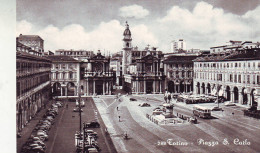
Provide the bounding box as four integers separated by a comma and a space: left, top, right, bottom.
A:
122, 21, 132, 75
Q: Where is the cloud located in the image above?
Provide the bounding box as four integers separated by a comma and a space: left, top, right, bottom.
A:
156, 1, 260, 50
16, 20, 157, 54
131, 24, 158, 48
119, 4, 149, 19
16, 20, 34, 35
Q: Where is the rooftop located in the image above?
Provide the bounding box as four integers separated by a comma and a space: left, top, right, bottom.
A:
17, 34, 43, 41
45, 55, 79, 62
194, 48, 260, 62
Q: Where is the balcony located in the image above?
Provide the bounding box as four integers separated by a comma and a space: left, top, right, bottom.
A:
17, 68, 51, 77
84, 72, 113, 77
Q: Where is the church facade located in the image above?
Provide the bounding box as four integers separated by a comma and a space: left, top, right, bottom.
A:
80, 51, 113, 95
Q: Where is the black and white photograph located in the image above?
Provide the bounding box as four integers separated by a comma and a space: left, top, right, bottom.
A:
11, 0, 260, 152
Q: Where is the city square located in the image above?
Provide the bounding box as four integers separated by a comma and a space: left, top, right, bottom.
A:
14, 0, 260, 153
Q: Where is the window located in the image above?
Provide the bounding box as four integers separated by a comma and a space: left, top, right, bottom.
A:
69, 72, 73, 79
238, 75, 241, 83
63, 72, 66, 79
257, 75, 260, 85
176, 71, 179, 78
247, 75, 250, 83
230, 74, 233, 82
62, 64, 66, 69
56, 72, 59, 79
234, 74, 237, 83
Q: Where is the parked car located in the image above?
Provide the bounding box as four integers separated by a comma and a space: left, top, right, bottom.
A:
129, 98, 137, 101
138, 103, 151, 107
224, 101, 236, 106
162, 103, 174, 108
88, 147, 98, 153
76, 101, 85, 107
211, 106, 223, 111
36, 132, 48, 141
55, 102, 63, 107
85, 121, 100, 128
73, 107, 83, 112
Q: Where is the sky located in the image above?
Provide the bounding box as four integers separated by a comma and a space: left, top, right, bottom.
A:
16, 0, 260, 54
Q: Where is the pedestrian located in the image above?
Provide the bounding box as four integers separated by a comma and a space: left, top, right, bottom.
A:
119, 116, 121, 122
117, 107, 118, 111
66, 103, 68, 109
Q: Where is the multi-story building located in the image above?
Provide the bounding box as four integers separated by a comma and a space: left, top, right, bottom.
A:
193, 48, 260, 109
80, 50, 113, 95
122, 22, 165, 94
163, 54, 198, 93
46, 55, 80, 96
210, 40, 259, 54
16, 39, 51, 132
171, 39, 187, 53
17, 34, 44, 53
55, 49, 94, 58
110, 53, 123, 86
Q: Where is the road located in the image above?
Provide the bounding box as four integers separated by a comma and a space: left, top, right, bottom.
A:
94, 94, 260, 153
21, 98, 117, 153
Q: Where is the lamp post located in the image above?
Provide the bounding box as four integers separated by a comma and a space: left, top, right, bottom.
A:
76, 83, 83, 152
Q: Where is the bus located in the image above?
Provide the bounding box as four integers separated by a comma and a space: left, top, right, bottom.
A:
193, 105, 211, 119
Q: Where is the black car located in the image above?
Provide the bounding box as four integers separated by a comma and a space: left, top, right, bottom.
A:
85, 121, 100, 128
129, 98, 137, 101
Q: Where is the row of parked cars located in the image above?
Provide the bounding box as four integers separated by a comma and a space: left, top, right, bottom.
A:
76, 121, 101, 152
21, 101, 63, 153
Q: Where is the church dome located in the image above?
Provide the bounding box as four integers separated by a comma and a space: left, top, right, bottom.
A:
123, 21, 131, 36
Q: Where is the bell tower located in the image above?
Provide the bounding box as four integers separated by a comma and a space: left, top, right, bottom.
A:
122, 21, 132, 75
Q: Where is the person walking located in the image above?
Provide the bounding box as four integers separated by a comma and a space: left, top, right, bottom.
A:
117, 107, 119, 111
118, 116, 121, 122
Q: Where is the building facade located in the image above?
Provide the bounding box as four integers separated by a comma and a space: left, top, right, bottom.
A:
210, 40, 259, 54
163, 54, 198, 93
16, 40, 51, 132
55, 49, 94, 58
193, 48, 260, 109
46, 56, 80, 97
110, 54, 123, 86
171, 39, 187, 53
80, 51, 113, 95
17, 34, 44, 53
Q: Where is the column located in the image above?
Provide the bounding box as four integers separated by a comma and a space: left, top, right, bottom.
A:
144, 80, 146, 94
159, 81, 162, 93
106, 81, 109, 94
74, 86, 77, 96
61, 87, 63, 96
239, 92, 243, 104
103, 81, 105, 95
86, 79, 89, 96
137, 81, 139, 94
174, 85, 176, 93
109, 82, 112, 95
231, 91, 234, 103
157, 63, 159, 75
93, 80, 96, 95
247, 93, 251, 106
65, 87, 68, 96
153, 81, 155, 93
